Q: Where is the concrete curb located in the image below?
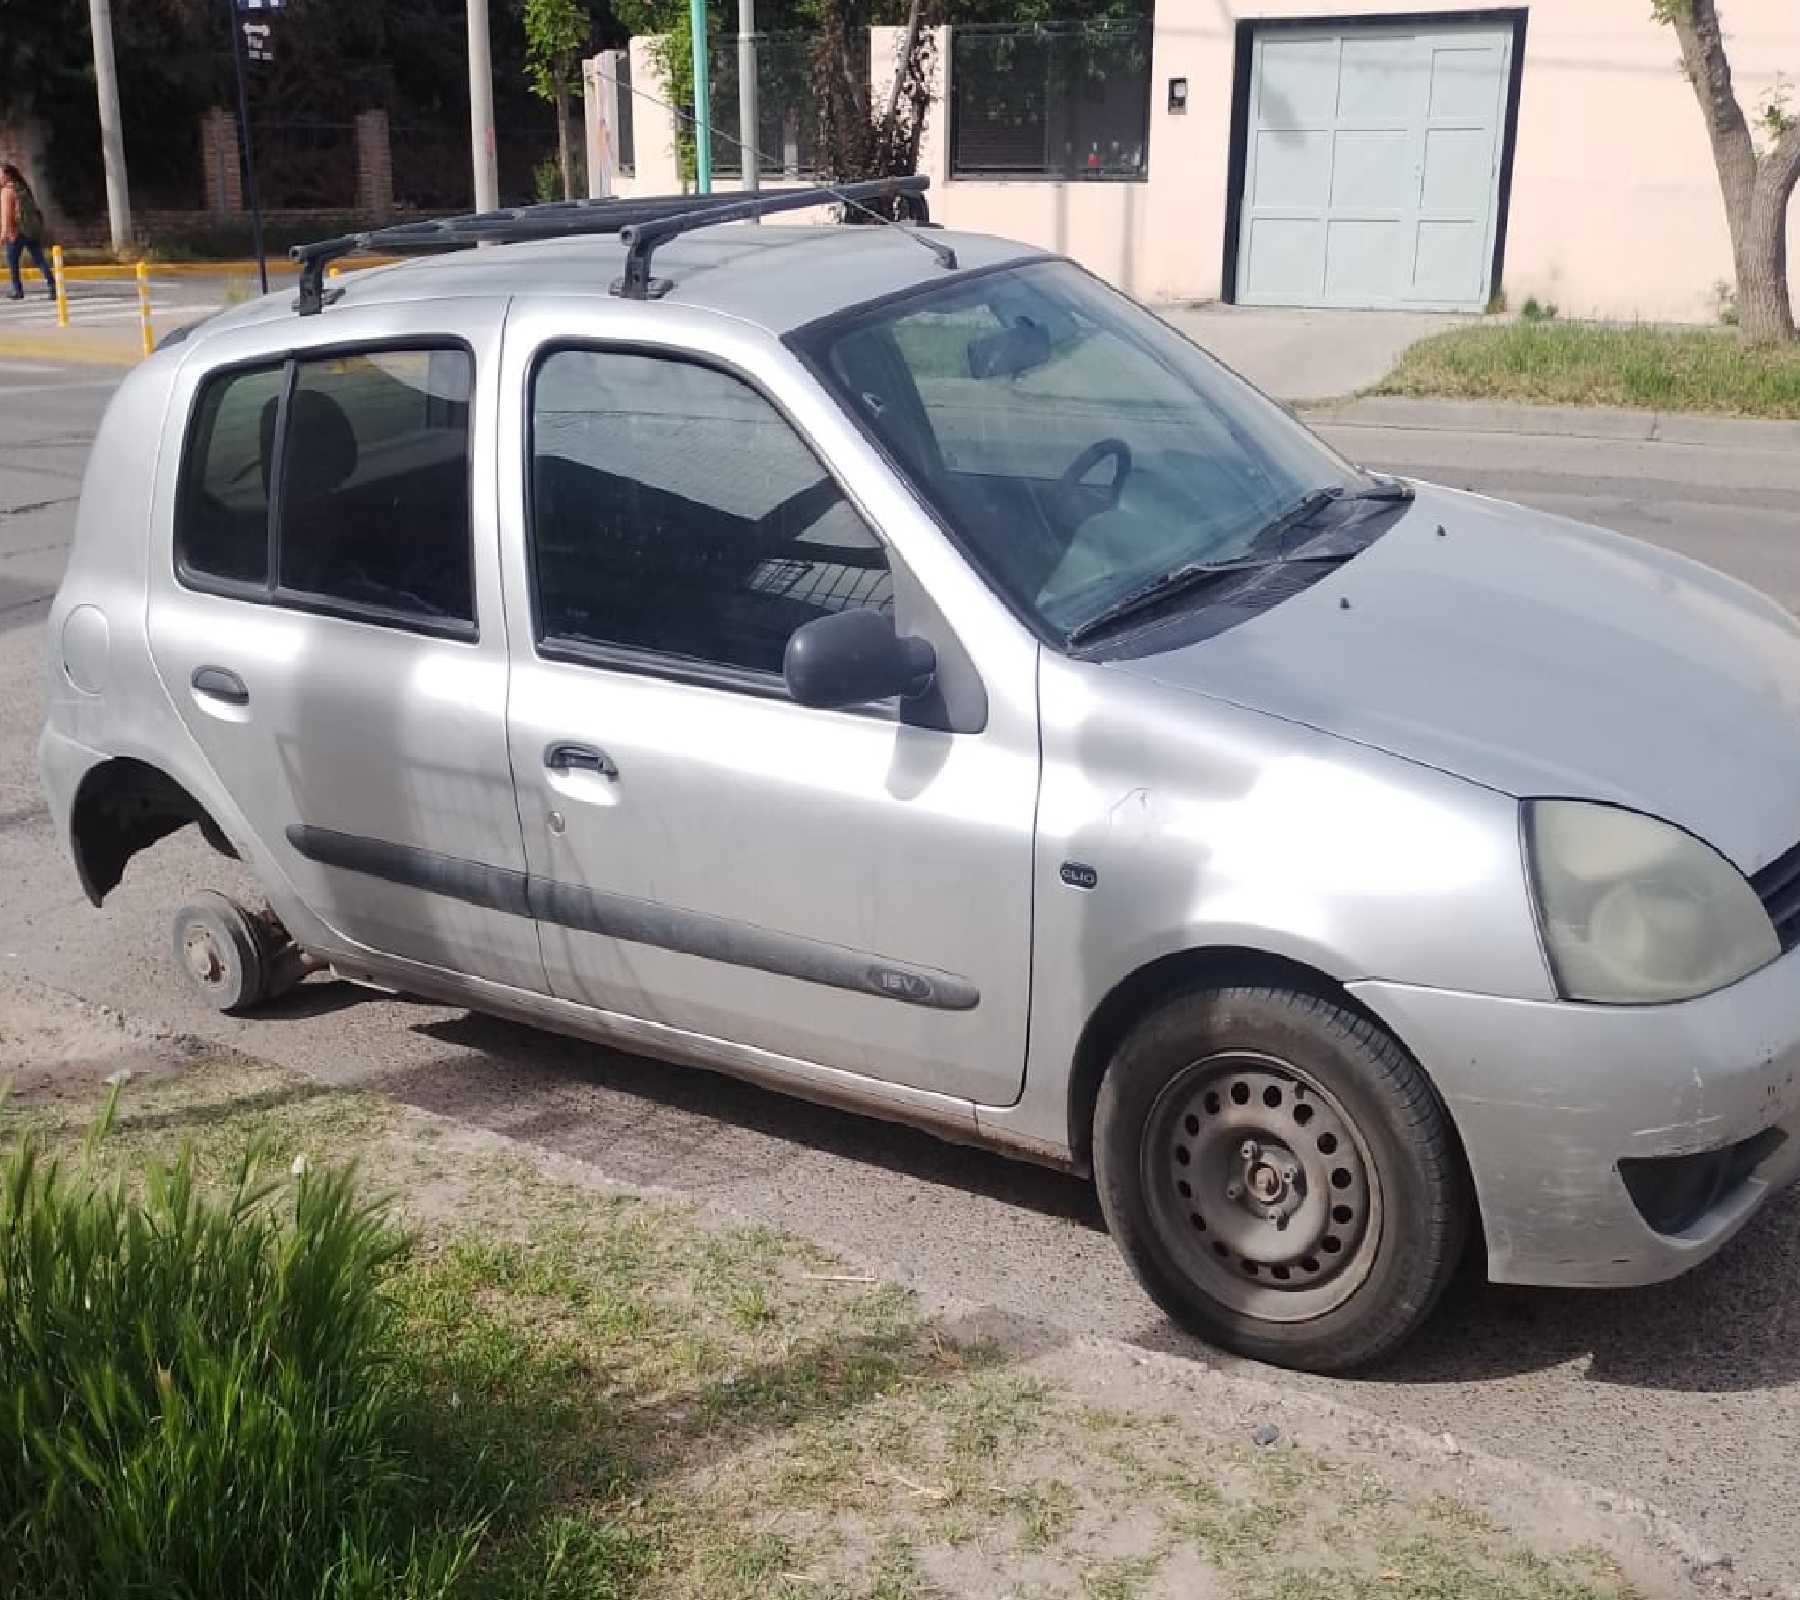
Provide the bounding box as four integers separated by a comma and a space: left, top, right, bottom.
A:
1303, 394, 1800, 451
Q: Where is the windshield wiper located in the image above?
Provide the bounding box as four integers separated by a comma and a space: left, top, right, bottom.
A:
1064, 477, 1410, 647
1066, 550, 1358, 646
1246, 477, 1413, 558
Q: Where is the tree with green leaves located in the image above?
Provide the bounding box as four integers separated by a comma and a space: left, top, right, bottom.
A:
1655, 0, 1799, 343
524, 0, 593, 199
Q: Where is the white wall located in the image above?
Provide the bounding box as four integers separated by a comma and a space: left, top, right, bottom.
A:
611, 4, 1800, 323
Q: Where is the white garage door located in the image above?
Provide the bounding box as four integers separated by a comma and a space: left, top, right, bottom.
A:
1235, 21, 1514, 310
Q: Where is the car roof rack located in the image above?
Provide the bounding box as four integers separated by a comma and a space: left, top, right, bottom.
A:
290, 175, 941, 316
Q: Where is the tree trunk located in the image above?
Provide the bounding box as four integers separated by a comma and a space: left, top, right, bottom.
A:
838, 33, 868, 123
1739, 167, 1797, 342
1667, 0, 1800, 343
555, 86, 574, 200
883, 0, 927, 130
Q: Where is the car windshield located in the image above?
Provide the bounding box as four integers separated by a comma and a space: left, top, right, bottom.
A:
797, 260, 1372, 639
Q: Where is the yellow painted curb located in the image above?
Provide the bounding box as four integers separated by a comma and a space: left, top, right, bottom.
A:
0, 331, 140, 366
53, 255, 399, 279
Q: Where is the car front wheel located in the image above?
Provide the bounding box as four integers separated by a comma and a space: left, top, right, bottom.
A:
1093, 984, 1468, 1373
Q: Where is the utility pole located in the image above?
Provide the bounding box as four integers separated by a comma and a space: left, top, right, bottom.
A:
689, 0, 711, 193
737, 0, 758, 196
87, 0, 133, 254
467, 0, 499, 210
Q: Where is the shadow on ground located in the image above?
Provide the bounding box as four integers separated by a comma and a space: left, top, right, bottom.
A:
250, 978, 1800, 1400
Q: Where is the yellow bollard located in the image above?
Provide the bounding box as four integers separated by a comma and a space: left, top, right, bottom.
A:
51, 245, 67, 328
135, 261, 153, 357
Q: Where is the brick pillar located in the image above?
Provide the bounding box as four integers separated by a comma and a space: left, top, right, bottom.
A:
355, 110, 394, 220
200, 108, 243, 217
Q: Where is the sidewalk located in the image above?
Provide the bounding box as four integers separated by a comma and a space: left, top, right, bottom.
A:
1159, 301, 1474, 403
1304, 393, 1800, 452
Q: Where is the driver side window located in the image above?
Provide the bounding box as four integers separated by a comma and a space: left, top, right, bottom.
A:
528, 348, 893, 681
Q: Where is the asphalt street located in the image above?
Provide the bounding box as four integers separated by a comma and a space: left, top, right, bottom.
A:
2, 358, 1798, 1589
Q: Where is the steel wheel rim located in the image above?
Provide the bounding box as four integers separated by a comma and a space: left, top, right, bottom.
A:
1142, 1050, 1384, 1324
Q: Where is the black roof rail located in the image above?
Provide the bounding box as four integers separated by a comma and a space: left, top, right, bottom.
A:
290, 176, 939, 316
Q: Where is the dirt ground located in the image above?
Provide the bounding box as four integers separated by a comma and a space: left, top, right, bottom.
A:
3, 971, 1771, 1600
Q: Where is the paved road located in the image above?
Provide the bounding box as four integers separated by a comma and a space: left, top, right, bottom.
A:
3, 361, 1798, 1591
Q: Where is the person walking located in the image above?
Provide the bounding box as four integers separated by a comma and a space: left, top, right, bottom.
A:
1, 164, 55, 301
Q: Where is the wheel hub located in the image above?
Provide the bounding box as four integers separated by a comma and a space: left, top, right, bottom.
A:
1233, 1138, 1304, 1218
1155, 1057, 1375, 1309
182, 925, 225, 987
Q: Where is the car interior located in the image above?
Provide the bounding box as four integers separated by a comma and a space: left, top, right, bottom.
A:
531, 450, 894, 677
178, 377, 475, 627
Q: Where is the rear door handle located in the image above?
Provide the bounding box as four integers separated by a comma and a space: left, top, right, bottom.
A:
191, 665, 248, 706
545, 741, 618, 779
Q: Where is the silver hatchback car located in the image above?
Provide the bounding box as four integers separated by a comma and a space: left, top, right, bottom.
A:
38, 180, 1800, 1372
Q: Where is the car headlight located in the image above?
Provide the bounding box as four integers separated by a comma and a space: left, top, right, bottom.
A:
1524, 800, 1779, 1004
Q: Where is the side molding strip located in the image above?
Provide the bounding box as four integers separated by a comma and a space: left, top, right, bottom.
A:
287, 825, 532, 917
286, 824, 980, 1012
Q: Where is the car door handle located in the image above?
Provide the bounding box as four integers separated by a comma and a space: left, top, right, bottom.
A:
191, 665, 249, 706
544, 741, 618, 779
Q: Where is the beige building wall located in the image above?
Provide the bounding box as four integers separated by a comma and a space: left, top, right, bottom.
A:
617, 5, 1800, 324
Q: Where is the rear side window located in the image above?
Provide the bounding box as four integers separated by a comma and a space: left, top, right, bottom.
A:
176, 346, 476, 633
179, 363, 282, 587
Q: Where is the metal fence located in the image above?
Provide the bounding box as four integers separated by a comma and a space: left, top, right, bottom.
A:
705, 31, 862, 178
246, 122, 361, 209
613, 52, 637, 176
949, 21, 1152, 180
389, 124, 476, 213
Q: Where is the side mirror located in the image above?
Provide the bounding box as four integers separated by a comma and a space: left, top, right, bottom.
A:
783, 608, 936, 710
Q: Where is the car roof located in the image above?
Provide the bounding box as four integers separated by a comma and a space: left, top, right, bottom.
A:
196, 221, 1052, 347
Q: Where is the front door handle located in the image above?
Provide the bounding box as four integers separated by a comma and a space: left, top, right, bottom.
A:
545, 741, 618, 779
191, 665, 249, 706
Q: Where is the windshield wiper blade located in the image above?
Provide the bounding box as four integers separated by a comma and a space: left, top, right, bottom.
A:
1250, 488, 1341, 554
1066, 551, 1356, 646
1246, 478, 1414, 559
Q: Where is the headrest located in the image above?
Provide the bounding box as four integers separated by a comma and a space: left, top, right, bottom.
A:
260, 387, 359, 504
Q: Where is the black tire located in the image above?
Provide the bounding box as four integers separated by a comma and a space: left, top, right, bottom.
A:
1093, 984, 1468, 1373
170, 893, 271, 1015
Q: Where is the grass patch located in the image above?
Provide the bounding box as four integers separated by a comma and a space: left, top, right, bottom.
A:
0, 1095, 485, 1600
1375, 321, 1800, 418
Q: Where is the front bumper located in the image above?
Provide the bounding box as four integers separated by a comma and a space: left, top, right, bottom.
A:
1352, 952, 1800, 1289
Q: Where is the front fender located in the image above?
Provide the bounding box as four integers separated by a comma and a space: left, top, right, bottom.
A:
982, 658, 1552, 1156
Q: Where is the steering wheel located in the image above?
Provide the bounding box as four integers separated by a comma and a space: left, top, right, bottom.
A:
1055, 437, 1133, 520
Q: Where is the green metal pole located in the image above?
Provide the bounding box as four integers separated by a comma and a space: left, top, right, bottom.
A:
689, 0, 711, 192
